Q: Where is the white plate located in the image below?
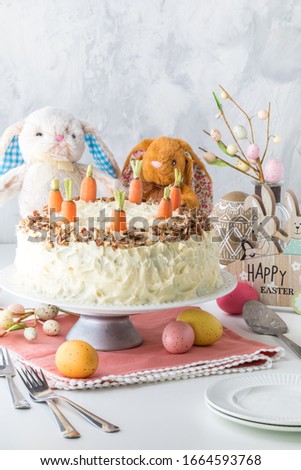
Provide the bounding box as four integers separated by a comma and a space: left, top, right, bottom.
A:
206, 402, 301, 432
205, 373, 301, 426
0, 265, 236, 316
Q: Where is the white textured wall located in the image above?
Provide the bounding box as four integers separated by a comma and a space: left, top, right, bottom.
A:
0, 0, 300, 242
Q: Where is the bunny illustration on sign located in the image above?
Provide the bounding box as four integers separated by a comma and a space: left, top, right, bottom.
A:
283, 190, 301, 256
241, 184, 286, 259
0, 107, 121, 216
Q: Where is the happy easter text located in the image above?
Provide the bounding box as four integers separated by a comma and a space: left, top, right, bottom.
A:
247, 262, 293, 295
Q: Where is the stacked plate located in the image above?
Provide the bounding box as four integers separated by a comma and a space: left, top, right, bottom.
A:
205, 373, 301, 432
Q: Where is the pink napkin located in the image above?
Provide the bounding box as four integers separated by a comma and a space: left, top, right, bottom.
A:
1, 308, 284, 390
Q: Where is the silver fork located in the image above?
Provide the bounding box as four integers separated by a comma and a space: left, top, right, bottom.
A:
18, 366, 119, 433
0, 347, 31, 409
18, 367, 80, 439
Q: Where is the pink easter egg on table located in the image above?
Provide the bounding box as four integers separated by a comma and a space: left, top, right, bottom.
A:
162, 320, 195, 354
7, 303, 25, 314
264, 159, 284, 184
247, 144, 260, 160
216, 282, 259, 315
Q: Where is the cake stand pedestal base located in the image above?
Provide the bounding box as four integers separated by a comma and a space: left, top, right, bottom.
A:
66, 314, 143, 351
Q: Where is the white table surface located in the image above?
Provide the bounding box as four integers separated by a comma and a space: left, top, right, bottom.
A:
1, 244, 301, 451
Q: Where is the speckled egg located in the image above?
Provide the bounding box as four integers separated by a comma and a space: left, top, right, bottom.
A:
162, 321, 195, 354
0, 310, 14, 329
264, 159, 284, 184
35, 304, 59, 321
7, 304, 25, 314
236, 161, 250, 173
217, 282, 259, 315
210, 129, 221, 141
24, 327, 38, 341
55, 340, 99, 378
247, 144, 260, 160
43, 319, 61, 336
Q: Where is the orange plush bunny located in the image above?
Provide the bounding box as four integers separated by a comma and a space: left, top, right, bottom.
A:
121, 137, 213, 216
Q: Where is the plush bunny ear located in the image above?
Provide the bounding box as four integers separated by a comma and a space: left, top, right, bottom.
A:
175, 138, 212, 185
122, 139, 154, 174
285, 189, 300, 216
81, 121, 121, 178
0, 120, 24, 175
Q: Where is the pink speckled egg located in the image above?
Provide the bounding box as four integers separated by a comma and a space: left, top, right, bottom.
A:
247, 144, 260, 160
162, 321, 195, 354
7, 304, 25, 314
264, 159, 284, 184
216, 282, 259, 315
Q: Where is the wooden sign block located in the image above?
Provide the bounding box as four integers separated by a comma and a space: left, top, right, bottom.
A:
225, 253, 300, 308
223, 185, 301, 309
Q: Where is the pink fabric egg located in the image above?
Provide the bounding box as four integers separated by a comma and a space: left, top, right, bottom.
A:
162, 320, 195, 354
264, 159, 284, 184
247, 144, 260, 160
216, 282, 259, 315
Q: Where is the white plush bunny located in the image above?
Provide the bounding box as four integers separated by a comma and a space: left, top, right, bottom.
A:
0, 106, 121, 216
283, 190, 301, 255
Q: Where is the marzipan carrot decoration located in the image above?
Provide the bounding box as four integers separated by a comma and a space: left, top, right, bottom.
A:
62, 178, 77, 223
48, 178, 63, 214
156, 186, 172, 219
110, 190, 127, 232
80, 164, 97, 202
170, 168, 182, 210
129, 159, 143, 204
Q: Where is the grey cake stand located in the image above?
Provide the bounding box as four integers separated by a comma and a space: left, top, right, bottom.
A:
0, 266, 236, 351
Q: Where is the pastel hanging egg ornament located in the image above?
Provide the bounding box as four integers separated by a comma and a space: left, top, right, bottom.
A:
273, 135, 281, 144
264, 159, 284, 184
233, 124, 247, 140
203, 152, 217, 163
220, 90, 228, 100
210, 129, 221, 142
257, 109, 269, 120
236, 160, 250, 173
247, 143, 260, 160
227, 144, 238, 156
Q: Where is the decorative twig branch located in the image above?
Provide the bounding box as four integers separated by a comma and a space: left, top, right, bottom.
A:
199, 146, 260, 181
200, 87, 282, 185
261, 102, 271, 165
219, 84, 255, 143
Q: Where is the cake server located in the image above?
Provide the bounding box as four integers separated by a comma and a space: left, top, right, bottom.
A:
0, 347, 31, 409
243, 300, 301, 358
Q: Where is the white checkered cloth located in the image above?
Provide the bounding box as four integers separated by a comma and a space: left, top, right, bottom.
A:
84, 134, 117, 177
0, 134, 117, 178
0, 136, 24, 175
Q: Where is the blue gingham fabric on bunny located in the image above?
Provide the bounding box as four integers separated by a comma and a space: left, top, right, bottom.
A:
0, 134, 117, 177
0, 136, 24, 175
84, 134, 117, 177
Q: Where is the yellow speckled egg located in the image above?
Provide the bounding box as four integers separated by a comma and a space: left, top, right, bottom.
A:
55, 340, 99, 379
177, 308, 223, 346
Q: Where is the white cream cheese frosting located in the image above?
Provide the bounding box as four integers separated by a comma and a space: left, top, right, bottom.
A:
15, 200, 223, 306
